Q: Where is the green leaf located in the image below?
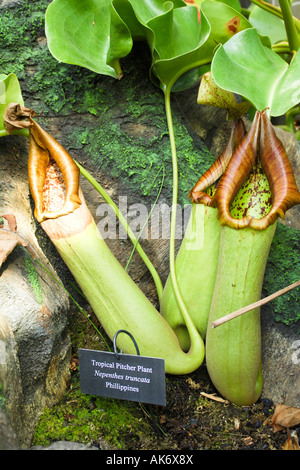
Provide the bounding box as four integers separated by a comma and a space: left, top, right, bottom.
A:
201, 0, 251, 42
148, 4, 211, 90
45, 0, 133, 78
186, 0, 241, 11
111, 0, 144, 39
45, 0, 251, 91
126, 0, 187, 24
211, 28, 300, 116
249, 5, 287, 44
0, 74, 24, 137
145, 0, 251, 90
117, 0, 202, 89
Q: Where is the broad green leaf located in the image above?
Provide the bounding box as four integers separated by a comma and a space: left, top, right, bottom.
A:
45, 0, 133, 78
126, 0, 187, 24
211, 28, 300, 116
45, 0, 251, 91
144, 0, 251, 90
249, 5, 287, 44
185, 0, 241, 10
113, 0, 186, 41
201, 0, 251, 43
117, 0, 187, 60
0, 74, 24, 137
121, 0, 199, 89
111, 0, 145, 39
148, 4, 211, 90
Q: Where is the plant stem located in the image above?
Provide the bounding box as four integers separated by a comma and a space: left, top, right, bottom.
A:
272, 41, 293, 55
249, 0, 300, 33
164, 87, 185, 314
164, 85, 204, 349
75, 161, 164, 301
278, 0, 300, 51
160, 59, 210, 345
0, 128, 29, 138
250, 0, 286, 18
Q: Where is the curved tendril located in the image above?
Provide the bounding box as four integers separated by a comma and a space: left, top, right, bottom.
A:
188, 119, 246, 204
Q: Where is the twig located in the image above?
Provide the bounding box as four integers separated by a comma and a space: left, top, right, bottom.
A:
211, 280, 300, 328
200, 392, 229, 404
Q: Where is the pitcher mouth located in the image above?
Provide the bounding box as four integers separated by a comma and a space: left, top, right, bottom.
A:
189, 110, 300, 230
43, 160, 66, 214
4, 103, 82, 223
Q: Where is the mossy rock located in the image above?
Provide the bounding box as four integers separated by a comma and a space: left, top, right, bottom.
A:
264, 222, 300, 327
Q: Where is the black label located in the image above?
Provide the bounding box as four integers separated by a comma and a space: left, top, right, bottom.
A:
78, 348, 166, 406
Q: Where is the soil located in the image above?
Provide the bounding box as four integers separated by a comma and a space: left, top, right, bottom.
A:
31, 306, 296, 451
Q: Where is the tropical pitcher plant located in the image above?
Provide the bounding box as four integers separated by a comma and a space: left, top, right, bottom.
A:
1, 0, 300, 406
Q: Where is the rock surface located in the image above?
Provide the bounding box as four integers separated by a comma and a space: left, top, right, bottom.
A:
0, 408, 19, 450
261, 313, 300, 407
0, 136, 71, 448
30, 441, 100, 451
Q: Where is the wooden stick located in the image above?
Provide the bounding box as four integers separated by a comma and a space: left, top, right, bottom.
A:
211, 280, 300, 328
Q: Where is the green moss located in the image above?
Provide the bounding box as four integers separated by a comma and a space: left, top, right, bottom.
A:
0, 3, 43, 45
0, 0, 48, 78
65, 56, 214, 204
0, 381, 5, 411
31, 373, 156, 449
264, 222, 300, 326
24, 252, 43, 304
32, 310, 157, 450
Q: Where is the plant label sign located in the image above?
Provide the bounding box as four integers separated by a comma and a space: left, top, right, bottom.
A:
78, 348, 166, 406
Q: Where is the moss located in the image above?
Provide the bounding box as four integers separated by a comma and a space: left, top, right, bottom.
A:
24, 252, 43, 304
31, 373, 157, 449
32, 309, 158, 450
0, 381, 5, 411
263, 222, 300, 326
63, 51, 214, 205
0, 0, 48, 78
68, 111, 213, 205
